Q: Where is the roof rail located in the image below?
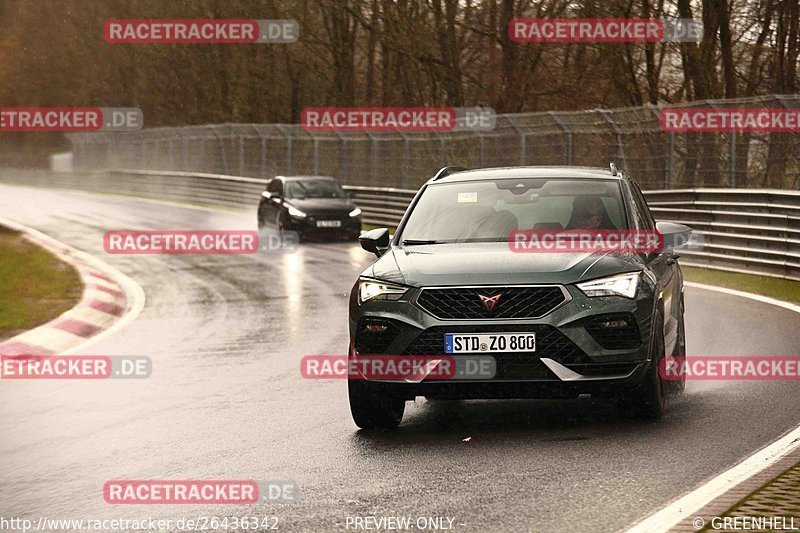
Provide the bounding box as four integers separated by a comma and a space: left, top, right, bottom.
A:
432, 166, 469, 181
609, 162, 618, 176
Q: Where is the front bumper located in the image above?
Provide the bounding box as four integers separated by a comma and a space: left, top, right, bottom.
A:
348, 283, 656, 399
284, 214, 361, 238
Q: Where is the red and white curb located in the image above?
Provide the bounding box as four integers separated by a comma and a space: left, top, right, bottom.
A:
0, 216, 145, 356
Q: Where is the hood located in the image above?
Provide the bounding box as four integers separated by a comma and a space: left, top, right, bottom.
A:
286, 198, 355, 213
365, 242, 641, 287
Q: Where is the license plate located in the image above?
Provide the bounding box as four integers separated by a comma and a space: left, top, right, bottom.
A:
444, 333, 536, 353
316, 220, 341, 228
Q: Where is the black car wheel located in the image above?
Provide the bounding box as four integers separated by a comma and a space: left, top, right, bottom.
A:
617, 311, 666, 420
277, 213, 303, 243
667, 294, 687, 395
347, 349, 405, 430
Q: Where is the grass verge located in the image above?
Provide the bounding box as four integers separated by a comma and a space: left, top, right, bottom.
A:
0, 227, 83, 341
682, 266, 800, 304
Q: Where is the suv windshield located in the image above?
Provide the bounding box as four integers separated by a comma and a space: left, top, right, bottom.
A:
285, 179, 346, 199
400, 178, 627, 243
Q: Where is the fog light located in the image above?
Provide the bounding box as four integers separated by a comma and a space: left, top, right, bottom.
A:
597, 319, 628, 329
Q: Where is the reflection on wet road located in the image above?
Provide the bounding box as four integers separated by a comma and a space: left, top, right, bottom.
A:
1, 184, 799, 532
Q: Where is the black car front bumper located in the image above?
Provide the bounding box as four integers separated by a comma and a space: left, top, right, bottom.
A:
284, 213, 361, 239
348, 283, 657, 400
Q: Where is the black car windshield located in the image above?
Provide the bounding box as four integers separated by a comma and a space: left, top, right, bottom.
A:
285, 179, 346, 199
400, 178, 627, 243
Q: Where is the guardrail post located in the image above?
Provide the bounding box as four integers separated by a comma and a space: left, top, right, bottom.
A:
213, 130, 228, 175
238, 133, 245, 176
400, 132, 410, 187
182, 136, 189, 171
508, 116, 526, 165
549, 112, 572, 165
312, 133, 320, 175
276, 125, 292, 174
729, 130, 736, 187
667, 132, 675, 188
432, 132, 447, 168
599, 109, 627, 170
259, 130, 268, 178
336, 131, 346, 179
366, 132, 377, 186
152, 140, 159, 171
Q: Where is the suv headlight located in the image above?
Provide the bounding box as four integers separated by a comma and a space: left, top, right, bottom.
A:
287, 205, 307, 218
358, 279, 408, 304
577, 272, 640, 299
349, 207, 362, 217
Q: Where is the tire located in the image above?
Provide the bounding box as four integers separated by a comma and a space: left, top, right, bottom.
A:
617, 311, 667, 420
667, 294, 687, 395
348, 378, 405, 430
277, 214, 303, 244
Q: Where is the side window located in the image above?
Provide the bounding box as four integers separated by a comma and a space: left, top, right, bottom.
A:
631, 181, 656, 230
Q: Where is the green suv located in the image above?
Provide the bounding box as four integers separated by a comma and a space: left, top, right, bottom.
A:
348, 165, 691, 429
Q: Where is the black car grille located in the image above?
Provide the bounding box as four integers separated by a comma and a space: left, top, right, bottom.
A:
402, 324, 591, 380
415, 286, 567, 320
585, 313, 641, 350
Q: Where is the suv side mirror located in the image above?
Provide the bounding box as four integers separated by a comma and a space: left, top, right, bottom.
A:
656, 221, 692, 249
359, 228, 390, 257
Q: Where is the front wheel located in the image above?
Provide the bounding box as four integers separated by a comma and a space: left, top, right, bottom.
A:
348, 378, 405, 430
667, 294, 687, 395
617, 312, 666, 420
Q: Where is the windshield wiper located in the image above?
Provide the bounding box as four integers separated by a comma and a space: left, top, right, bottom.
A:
402, 239, 442, 245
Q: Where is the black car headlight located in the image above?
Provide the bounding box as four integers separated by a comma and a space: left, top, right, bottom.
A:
287, 205, 307, 218
357, 278, 408, 305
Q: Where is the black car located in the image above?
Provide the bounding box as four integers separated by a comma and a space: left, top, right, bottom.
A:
348, 165, 692, 429
257, 175, 362, 241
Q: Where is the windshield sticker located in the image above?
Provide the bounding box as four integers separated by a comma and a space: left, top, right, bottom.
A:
458, 192, 478, 203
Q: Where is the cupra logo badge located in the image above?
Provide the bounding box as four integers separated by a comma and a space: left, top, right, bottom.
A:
478, 293, 502, 313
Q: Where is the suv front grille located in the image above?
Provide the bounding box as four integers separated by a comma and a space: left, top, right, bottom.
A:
415, 286, 567, 320
402, 324, 590, 380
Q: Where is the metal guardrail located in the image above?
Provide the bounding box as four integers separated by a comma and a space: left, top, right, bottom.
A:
0, 168, 797, 281
643, 189, 800, 280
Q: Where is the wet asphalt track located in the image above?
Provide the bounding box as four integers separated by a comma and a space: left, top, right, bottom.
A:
1, 182, 799, 532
